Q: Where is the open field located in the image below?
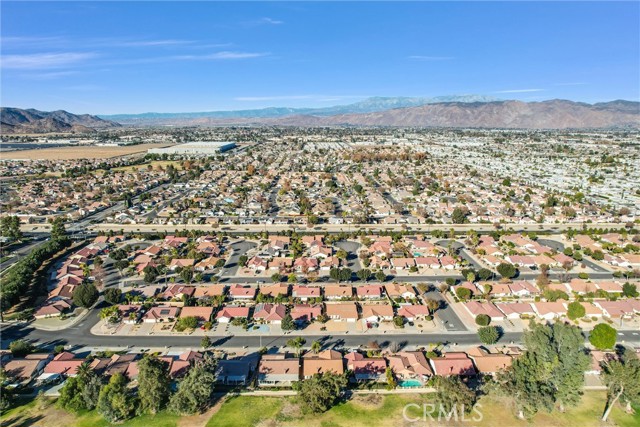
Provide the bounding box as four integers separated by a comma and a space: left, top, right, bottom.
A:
4, 391, 634, 427
0, 143, 174, 160
110, 160, 184, 172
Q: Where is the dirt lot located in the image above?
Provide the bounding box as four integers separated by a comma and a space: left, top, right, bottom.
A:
1, 143, 174, 160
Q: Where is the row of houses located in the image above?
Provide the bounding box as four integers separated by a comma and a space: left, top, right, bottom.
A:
463, 299, 640, 321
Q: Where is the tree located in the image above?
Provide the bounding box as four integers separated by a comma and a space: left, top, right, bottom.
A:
478, 326, 500, 344
311, 340, 322, 354
271, 273, 282, 283
494, 322, 589, 418
589, 324, 617, 350
103, 287, 122, 305
9, 339, 33, 357
385, 367, 397, 390
393, 316, 404, 328
622, 282, 639, 298
356, 269, 372, 282
57, 376, 86, 413
455, 287, 471, 301
475, 314, 490, 326
497, 263, 517, 279
434, 376, 476, 414
138, 356, 171, 414
201, 336, 211, 349
297, 372, 348, 414
50, 217, 67, 240
238, 255, 248, 267
339, 268, 352, 282
180, 267, 194, 284
601, 348, 640, 421
451, 207, 470, 224
330, 267, 341, 282
375, 271, 386, 282
567, 301, 586, 320
97, 373, 135, 423
335, 249, 348, 260
281, 314, 296, 331
169, 357, 218, 415
425, 298, 440, 315
478, 268, 493, 281
73, 284, 99, 308
0, 216, 22, 241
175, 316, 198, 332
287, 336, 306, 356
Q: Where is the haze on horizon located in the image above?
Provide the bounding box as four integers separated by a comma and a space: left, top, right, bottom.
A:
1, 1, 639, 115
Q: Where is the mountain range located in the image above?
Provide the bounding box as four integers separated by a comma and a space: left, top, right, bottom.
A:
0, 108, 120, 134
101, 95, 500, 123
2, 97, 639, 132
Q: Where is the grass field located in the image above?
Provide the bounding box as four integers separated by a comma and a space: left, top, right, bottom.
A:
1, 143, 173, 160
110, 160, 184, 172
1, 392, 637, 427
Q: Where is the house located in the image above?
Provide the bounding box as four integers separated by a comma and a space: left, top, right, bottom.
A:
195, 257, 222, 271
217, 357, 258, 385
104, 354, 137, 377
396, 305, 430, 322
253, 304, 287, 324
360, 304, 394, 323
466, 347, 513, 376
594, 300, 638, 319
324, 285, 353, 300
387, 351, 433, 383
508, 281, 540, 297
290, 304, 323, 323
259, 283, 289, 299
143, 306, 180, 323
391, 258, 416, 270
292, 285, 321, 301
247, 256, 268, 272
495, 303, 535, 320
347, 356, 387, 382
216, 306, 250, 323
163, 285, 196, 300
168, 258, 195, 271
193, 285, 226, 300
429, 352, 476, 377
118, 304, 143, 324
356, 285, 383, 299
2, 354, 52, 385
257, 354, 300, 387
463, 301, 505, 321
567, 278, 599, 295
532, 302, 567, 320
293, 257, 319, 273
325, 302, 359, 322
302, 350, 344, 378
439, 255, 457, 270
228, 284, 257, 300
179, 306, 214, 323
35, 299, 71, 319
414, 257, 441, 269
320, 256, 340, 270
384, 283, 416, 299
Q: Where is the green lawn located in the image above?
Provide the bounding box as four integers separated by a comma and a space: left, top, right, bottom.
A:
205, 391, 638, 427
2, 392, 637, 427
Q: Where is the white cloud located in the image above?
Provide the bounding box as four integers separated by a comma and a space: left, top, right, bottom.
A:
408, 55, 454, 61
554, 82, 588, 86
174, 51, 269, 61
494, 88, 545, 93
114, 39, 195, 47
1, 52, 97, 69
260, 17, 284, 25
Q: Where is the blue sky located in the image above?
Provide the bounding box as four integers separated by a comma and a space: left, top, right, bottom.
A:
1, 1, 639, 114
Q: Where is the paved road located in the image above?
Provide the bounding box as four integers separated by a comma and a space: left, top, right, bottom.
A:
68, 221, 632, 236
423, 289, 467, 332
334, 240, 362, 272
3, 317, 639, 352
538, 238, 610, 273
0, 236, 48, 272
220, 240, 257, 278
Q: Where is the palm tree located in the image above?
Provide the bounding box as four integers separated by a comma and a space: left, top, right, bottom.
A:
287, 337, 306, 356
311, 340, 322, 354
76, 361, 92, 379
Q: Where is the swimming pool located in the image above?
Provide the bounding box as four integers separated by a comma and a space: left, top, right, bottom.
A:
398, 379, 423, 388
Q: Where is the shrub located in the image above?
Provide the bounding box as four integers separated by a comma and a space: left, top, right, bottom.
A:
478, 326, 499, 344
475, 314, 490, 326
175, 316, 198, 331
589, 323, 617, 350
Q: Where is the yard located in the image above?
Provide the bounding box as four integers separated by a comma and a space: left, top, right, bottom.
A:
2, 391, 637, 427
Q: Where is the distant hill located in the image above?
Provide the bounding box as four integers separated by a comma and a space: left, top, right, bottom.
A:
100, 95, 501, 123
1, 108, 121, 134
100, 97, 639, 129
